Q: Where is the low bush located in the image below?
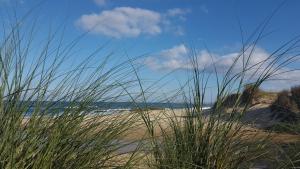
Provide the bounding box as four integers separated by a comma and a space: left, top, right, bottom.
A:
291, 85, 300, 109
267, 123, 300, 134
215, 84, 262, 109
214, 93, 241, 109
270, 91, 299, 122
241, 84, 261, 105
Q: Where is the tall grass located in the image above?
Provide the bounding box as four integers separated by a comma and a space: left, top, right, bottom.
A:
0, 17, 140, 168
276, 123, 300, 169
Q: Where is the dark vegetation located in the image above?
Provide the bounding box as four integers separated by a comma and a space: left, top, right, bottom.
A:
241, 84, 262, 105
218, 84, 277, 108
271, 90, 299, 123
220, 83, 300, 124
291, 85, 300, 108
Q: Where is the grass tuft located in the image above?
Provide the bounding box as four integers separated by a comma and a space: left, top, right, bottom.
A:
0, 17, 139, 168
291, 85, 300, 109
271, 90, 300, 123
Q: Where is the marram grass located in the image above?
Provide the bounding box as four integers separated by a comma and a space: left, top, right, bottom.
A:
0, 18, 139, 168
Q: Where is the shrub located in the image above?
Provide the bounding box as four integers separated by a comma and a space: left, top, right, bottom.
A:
241, 84, 261, 105
267, 123, 300, 134
270, 91, 299, 122
291, 85, 300, 109
213, 84, 262, 109
213, 93, 240, 109
214, 84, 263, 109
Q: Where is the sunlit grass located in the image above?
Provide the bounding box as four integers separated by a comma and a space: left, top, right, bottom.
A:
0, 17, 141, 168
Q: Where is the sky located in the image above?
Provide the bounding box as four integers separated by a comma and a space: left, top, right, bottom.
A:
1, 0, 300, 102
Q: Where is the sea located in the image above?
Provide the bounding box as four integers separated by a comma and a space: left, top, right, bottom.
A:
23, 101, 212, 116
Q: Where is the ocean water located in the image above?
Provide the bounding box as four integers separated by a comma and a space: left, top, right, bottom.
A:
23, 101, 212, 116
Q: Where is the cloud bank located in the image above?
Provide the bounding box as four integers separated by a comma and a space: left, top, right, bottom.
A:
145, 44, 300, 89
145, 44, 270, 71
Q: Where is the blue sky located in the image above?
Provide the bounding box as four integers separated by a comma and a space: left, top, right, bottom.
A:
1, 0, 300, 102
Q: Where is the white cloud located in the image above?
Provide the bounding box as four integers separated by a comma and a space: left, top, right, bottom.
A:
76, 7, 190, 38
76, 7, 162, 38
145, 44, 300, 89
145, 44, 216, 71
213, 47, 270, 75
145, 44, 190, 70
145, 44, 270, 71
